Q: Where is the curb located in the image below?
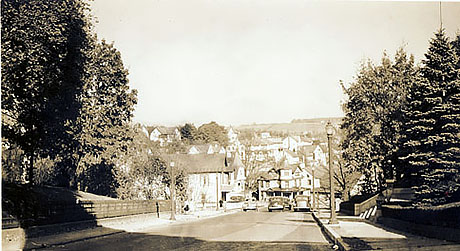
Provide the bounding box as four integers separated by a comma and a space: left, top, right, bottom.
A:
312, 212, 349, 251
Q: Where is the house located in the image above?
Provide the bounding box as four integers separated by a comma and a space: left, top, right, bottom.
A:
261, 132, 271, 139
282, 136, 300, 152
258, 163, 320, 202
301, 144, 327, 166
174, 153, 245, 211
283, 150, 300, 165
227, 127, 238, 143
150, 126, 181, 145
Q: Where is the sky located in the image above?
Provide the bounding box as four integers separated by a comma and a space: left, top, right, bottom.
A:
90, 0, 460, 127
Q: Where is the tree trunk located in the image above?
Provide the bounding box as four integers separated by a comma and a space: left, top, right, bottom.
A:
28, 151, 34, 186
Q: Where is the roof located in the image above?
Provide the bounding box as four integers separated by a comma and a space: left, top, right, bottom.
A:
161, 154, 232, 174
300, 144, 324, 156
230, 153, 245, 170
155, 126, 177, 135
285, 149, 300, 158
188, 144, 224, 154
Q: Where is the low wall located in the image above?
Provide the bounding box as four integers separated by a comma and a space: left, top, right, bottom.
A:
378, 217, 460, 243
381, 203, 460, 229
3, 200, 171, 228
340, 193, 380, 216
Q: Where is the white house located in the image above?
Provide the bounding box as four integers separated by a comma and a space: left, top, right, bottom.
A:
150, 126, 181, 145
282, 136, 299, 152
301, 144, 327, 166
175, 153, 245, 211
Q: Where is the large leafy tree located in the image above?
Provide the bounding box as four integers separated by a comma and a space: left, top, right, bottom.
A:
399, 29, 460, 205
73, 39, 137, 195
341, 49, 415, 194
196, 121, 229, 146
1, 0, 91, 185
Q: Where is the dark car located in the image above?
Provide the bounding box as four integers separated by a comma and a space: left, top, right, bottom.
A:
268, 196, 292, 212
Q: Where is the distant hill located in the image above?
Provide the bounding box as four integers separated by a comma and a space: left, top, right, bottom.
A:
236, 117, 343, 135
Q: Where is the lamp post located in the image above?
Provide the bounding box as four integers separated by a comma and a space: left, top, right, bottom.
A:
312, 165, 316, 212
216, 167, 219, 211
326, 121, 338, 225
170, 161, 176, 221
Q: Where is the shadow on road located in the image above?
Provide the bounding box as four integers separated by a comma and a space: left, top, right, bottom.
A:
57, 230, 333, 251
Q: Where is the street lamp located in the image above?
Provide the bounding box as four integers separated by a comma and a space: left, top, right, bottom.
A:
326, 121, 338, 225
170, 161, 176, 221
312, 165, 316, 212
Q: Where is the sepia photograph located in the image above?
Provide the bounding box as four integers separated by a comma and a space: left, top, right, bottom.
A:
2, 0, 460, 250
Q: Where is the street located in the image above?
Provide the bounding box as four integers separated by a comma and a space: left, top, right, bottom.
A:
52, 210, 332, 250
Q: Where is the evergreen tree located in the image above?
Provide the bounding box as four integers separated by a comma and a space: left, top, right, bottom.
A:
179, 123, 198, 142
399, 29, 460, 205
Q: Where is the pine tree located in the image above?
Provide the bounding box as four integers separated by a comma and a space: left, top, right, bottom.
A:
399, 29, 460, 205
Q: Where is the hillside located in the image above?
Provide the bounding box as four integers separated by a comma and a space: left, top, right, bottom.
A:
236, 117, 343, 135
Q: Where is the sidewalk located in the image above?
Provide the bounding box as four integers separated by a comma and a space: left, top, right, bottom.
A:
312, 210, 460, 250
21, 209, 239, 250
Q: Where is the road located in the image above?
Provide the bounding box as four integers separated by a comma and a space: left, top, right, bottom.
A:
54, 210, 333, 250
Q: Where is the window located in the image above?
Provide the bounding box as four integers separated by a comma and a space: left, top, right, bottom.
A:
281, 181, 287, 188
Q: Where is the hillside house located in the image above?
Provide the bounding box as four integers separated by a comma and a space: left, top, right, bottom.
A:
179, 153, 245, 211
258, 163, 320, 202
301, 144, 327, 166
150, 126, 181, 145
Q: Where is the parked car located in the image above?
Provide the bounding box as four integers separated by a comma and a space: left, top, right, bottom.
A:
242, 198, 258, 211
293, 195, 310, 212
268, 196, 292, 212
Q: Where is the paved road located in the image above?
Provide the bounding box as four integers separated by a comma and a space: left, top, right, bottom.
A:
53, 210, 333, 250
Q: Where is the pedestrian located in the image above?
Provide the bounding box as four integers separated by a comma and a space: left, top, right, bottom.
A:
184, 204, 189, 214
156, 201, 160, 218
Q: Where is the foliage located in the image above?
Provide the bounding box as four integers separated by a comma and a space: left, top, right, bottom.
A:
72, 39, 137, 195
341, 48, 416, 195
1, 0, 92, 185
179, 123, 198, 143
2, 139, 25, 183
195, 121, 229, 146
1, 0, 137, 197
115, 127, 188, 201
398, 29, 460, 205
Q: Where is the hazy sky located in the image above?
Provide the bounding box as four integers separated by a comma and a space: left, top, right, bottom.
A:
90, 0, 460, 127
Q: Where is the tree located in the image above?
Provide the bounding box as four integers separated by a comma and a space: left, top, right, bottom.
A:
72, 39, 137, 195
1, 0, 92, 185
341, 48, 415, 195
115, 127, 188, 201
398, 29, 460, 205
196, 121, 229, 146
179, 123, 198, 143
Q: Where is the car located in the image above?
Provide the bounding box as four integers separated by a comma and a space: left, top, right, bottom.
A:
293, 195, 310, 212
268, 196, 292, 212
242, 198, 258, 211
